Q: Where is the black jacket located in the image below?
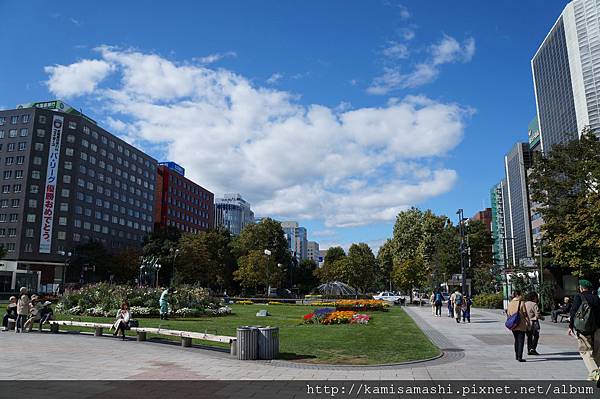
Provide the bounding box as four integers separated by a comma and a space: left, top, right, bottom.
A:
569, 291, 600, 330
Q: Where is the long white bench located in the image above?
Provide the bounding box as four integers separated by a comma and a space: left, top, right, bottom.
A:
49, 320, 237, 352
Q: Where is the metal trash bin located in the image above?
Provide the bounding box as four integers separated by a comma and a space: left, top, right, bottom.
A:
258, 326, 279, 360
236, 326, 258, 360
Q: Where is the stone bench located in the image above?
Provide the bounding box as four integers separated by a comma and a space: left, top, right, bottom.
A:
49, 321, 237, 353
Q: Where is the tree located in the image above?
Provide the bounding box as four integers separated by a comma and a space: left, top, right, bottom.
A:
68, 241, 112, 283
430, 221, 461, 287
392, 256, 428, 302
234, 249, 283, 292
391, 208, 424, 264
465, 220, 496, 294
142, 226, 181, 283
344, 243, 377, 294
111, 247, 142, 284
232, 218, 291, 267
176, 227, 236, 291
529, 130, 600, 276
376, 240, 394, 291
293, 259, 319, 294
315, 246, 346, 283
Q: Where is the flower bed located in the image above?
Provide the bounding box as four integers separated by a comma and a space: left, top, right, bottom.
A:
303, 308, 371, 325
267, 301, 285, 305
310, 301, 337, 307
236, 300, 254, 305
335, 299, 387, 311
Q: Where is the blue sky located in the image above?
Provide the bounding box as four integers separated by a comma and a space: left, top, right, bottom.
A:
0, 1, 569, 252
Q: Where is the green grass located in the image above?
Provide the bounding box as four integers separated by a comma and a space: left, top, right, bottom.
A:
56, 304, 440, 365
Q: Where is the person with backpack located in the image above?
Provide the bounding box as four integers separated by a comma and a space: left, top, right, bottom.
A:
450, 289, 463, 323
525, 292, 544, 356
506, 290, 530, 362
434, 291, 443, 317
462, 295, 473, 323
569, 279, 600, 381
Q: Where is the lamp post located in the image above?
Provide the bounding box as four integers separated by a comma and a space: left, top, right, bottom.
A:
156, 263, 162, 288
170, 248, 180, 286
537, 238, 544, 312
264, 249, 272, 297
58, 250, 72, 287
456, 209, 466, 294
501, 236, 515, 310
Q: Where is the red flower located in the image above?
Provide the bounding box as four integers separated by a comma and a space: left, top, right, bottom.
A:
303, 313, 314, 320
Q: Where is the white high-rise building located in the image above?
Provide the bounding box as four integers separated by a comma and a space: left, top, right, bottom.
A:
532, 0, 600, 153
307, 241, 320, 263
214, 193, 254, 236
281, 221, 308, 260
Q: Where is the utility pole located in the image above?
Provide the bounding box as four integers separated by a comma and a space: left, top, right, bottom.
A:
538, 238, 544, 312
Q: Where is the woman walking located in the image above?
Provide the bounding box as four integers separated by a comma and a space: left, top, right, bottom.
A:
507, 290, 530, 362
525, 292, 544, 356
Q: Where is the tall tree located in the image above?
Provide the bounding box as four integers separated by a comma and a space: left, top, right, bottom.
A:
376, 240, 394, 291
111, 247, 142, 284
529, 130, 600, 276
392, 256, 428, 302
315, 246, 346, 283
293, 259, 319, 294
391, 207, 424, 264
232, 218, 291, 267
344, 243, 377, 293
233, 249, 283, 292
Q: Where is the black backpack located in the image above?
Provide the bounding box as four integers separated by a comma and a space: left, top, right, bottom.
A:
574, 294, 598, 334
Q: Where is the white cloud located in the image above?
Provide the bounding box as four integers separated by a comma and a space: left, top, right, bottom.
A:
266, 73, 283, 85
44, 59, 113, 98
382, 41, 409, 60
194, 51, 237, 64
43, 47, 469, 227
368, 35, 476, 95
431, 35, 475, 65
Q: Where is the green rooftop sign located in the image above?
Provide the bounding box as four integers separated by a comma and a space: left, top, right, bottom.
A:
16, 100, 97, 125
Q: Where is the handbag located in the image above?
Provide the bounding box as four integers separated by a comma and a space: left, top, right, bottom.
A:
128, 319, 139, 328
505, 300, 522, 330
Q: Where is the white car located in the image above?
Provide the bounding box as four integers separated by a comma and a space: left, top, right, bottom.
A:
373, 291, 403, 303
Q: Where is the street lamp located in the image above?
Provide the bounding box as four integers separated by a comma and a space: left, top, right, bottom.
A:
456, 209, 467, 295
264, 249, 272, 296
156, 263, 162, 288
58, 250, 72, 288
170, 248, 180, 286
536, 238, 545, 312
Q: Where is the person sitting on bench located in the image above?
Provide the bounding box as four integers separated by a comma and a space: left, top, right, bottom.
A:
112, 302, 130, 340
551, 297, 572, 323
2, 296, 17, 331
38, 301, 54, 331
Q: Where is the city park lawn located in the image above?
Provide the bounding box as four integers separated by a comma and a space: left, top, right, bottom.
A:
56, 304, 440, 365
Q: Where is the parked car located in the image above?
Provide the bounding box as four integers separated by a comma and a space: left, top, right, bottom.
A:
373, 291, 404, 303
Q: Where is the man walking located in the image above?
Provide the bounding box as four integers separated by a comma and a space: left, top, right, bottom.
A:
450, 289, 463, 324
569, 279, 600, 382
159, 287, 175, 320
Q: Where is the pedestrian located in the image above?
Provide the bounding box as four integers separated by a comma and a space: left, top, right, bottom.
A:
15, 287, 30, 333
159, 287, 175, 320
38, 301, 54, 331
434, 291, 443, 317
23, 295, 43, 332
569, 279, 600, 382
112, 302, 131, 341
525, 292, 544, 356
551, 297, 572, 323
450, 289, 463, 323
462, 295, 473, 323
447, 295, 453, 317
2, 296, 17, 331
506, 290, 530, 362
429, 292, 435, 315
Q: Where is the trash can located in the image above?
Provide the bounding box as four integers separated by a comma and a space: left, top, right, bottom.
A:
258, 326, 279, 360
236, 326, 258, 360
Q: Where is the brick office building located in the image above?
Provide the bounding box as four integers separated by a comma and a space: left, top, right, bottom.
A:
154, 162, 214, 234
0, 100, 157, 294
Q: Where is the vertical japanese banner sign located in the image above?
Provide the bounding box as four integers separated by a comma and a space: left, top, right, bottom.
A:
39, 115, 64, 253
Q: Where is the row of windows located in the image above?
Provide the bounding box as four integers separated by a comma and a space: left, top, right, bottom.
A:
73, 201, 151, 223
166, 196, 210, 216
166, 208, 210, 224
166, 219, 209, 233
0, 214, 19, 223
0, 128, 28, 138
1, 184, 22, 193
168, 174, 211, 199
3, 156, 28, 165
0, 142, 27, 152
167, 187, 211, 208
0, 114, 30, 125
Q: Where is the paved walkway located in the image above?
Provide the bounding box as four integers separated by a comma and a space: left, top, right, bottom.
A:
0, 306, 587, 380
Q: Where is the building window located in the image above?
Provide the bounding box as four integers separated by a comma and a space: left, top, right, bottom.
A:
0, 130, 4, 138
61, 188, 70, 198
27, 214, 35, 223
0, 117, 5, 125
60, 203, 68, 212
7, 143, 15, 152
10, 116, 18, 124
63, 175, 71, 184
29, 185, 39, 194
0, 200, 7, 208
24, 243, 33, 253
38, 115, 46, 124
12, 184, 21, 193
3, 171, 12, 180
64, 161, 73, 170
28, 200, 37, 208
65, 148, 74, 156
59, 217, 67, 226
15, 170, 23, 179
10, 199, 19, 208
37, 129, 46, 137
73, 233, 81, 242
8, 228, 16, 237
19, 128, 28, 137
6, 243, 15, 252
9, 214, 18, 223
5, 157, 13, 166
18, 142, 26, 151
74, 219, 81, 228
31, 171, 40, 180
34, 143, 43, 151
68, 121, 77, 129
57, 231, 66, 240
16, 156, 25, 165
25, 228, 34, 238
9, 129, 17, 138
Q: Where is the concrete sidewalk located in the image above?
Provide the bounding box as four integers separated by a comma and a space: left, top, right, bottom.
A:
0, 306, 587, 380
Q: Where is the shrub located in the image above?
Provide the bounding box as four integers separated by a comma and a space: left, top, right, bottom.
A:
472, 293, 503, 309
